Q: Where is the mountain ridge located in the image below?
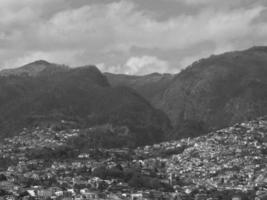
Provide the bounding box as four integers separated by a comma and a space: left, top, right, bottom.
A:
156, 45, 267, 138
105, 72, 174, 105
1, 45, 267, 140
106, 46, 267, 139
0, 63, 170, 146
0, 60, 70, 77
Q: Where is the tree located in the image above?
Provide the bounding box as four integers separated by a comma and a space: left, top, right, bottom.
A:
0, 174, 7, 181
106, 166, 124, 179
92, 166, 107, 179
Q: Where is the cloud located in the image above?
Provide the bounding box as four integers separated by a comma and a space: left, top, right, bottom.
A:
0, 0, 267, 74
182, 0, 217, 5
125, 56, 169, 75
38, 2, 266, 51
98, 56, 170, 75
174, 0, 267, 8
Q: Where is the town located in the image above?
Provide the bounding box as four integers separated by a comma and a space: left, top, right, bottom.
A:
0, 117, 266, 200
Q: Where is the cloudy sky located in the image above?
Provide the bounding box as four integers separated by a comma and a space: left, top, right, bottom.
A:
1, 0, 267, 75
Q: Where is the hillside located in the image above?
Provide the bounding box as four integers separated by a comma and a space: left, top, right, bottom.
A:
0, 62, 170, 146
105, 47, 267, 139
134, 116, 267, 199
105, 72, 174, 104
1, 46, 267, 141
152, 46, 267, 138
0, 115, 266, 199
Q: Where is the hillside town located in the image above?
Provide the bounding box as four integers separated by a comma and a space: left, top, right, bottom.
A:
0, 117, 266, 200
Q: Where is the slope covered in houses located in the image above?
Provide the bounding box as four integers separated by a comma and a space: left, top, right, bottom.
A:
0, 116, 266, 199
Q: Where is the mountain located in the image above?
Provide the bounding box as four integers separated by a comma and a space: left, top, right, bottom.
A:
106, 47, 267, 139
0, 61, 170, 146
0, 60, 69, 77
1, 46, 267, 142
155, 46, 267, 138
105, 72, 174, 105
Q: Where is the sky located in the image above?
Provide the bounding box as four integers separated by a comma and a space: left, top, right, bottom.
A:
0, 0, 267, 75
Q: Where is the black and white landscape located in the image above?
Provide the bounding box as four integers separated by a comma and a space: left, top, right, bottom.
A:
0, 1, 267, 200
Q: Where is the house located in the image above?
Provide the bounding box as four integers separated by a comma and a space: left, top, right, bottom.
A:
67, 189, 75, 196
74, 195, 84, 200
232, 195, 242, 200
149, 191, 163, 200
107, 193, 122, 200
4, 196, 16, 200
37, 189, 53, 198
131, 193, 143, 200
195, 194, 208, 200
83, 192, 99, 199
55, 190, 63, 196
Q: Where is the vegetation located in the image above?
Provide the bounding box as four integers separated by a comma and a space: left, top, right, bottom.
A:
0, 62, 170, 146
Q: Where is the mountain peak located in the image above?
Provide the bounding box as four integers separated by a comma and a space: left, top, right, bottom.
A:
65, 65, 110, 87
29, 59, 50, 65
0, 63, 170, 146
0, 60, 69, 77
75, 65, 101, 73
155, 46, 267, 139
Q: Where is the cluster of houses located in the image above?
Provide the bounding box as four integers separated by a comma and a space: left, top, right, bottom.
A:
0, 117, 266, 199
134, 117, 267, 199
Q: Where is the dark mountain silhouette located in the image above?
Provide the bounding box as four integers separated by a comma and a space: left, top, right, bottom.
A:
0, 62, 170, 146
1, 46, 267, 142
155, 46, 267, 138
106, 46, 267, 139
